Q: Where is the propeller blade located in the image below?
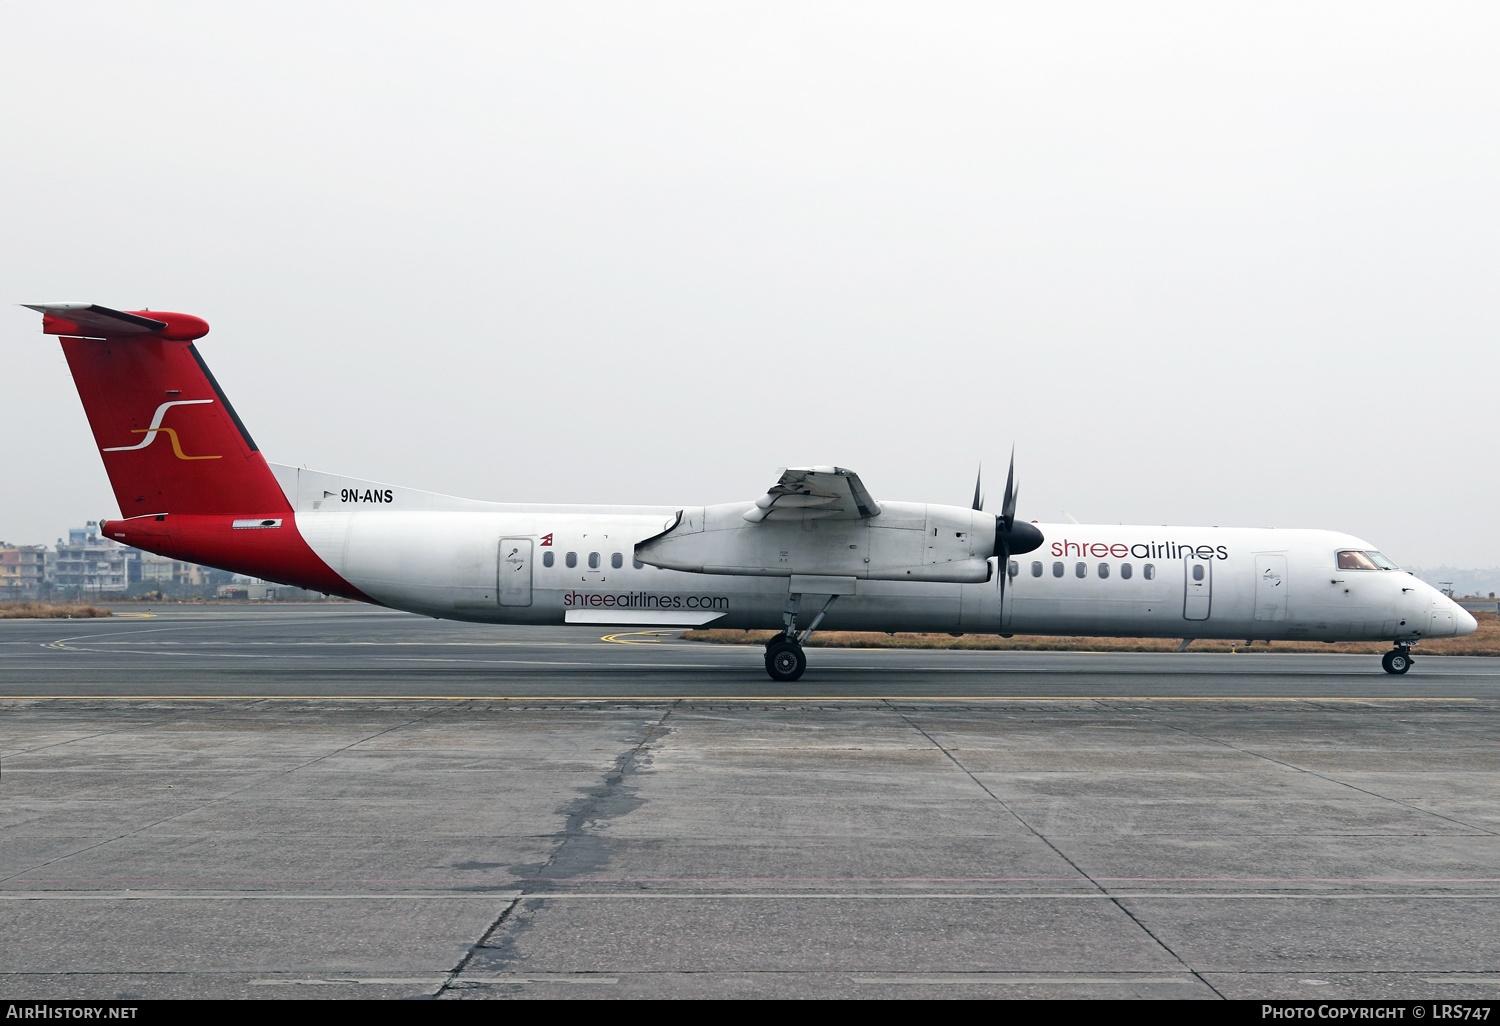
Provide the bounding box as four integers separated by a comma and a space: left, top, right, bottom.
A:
997, 539, 1009, 609
991, 445, 1044, 563
972, 464, 984, 511
1001, 447, 1017, 529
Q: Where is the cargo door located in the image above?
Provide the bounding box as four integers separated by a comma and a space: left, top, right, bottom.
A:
1253, 553, 1288, 622
1183, 554, 1212, 621
498, 538, 533, 607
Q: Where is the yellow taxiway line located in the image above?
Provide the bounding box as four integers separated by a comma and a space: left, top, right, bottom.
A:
600, 631, 683, 644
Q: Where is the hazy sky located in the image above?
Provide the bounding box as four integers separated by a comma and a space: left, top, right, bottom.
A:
3, 2, 1497, 565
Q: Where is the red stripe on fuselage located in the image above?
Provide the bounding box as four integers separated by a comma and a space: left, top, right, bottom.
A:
102, 513, 375, 603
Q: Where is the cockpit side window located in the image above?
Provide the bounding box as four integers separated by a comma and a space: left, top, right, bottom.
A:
1337, 550, 1379, 571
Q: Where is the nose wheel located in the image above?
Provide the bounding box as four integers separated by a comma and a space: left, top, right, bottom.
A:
764, 638, 807, 682
1382, 648, 1413, 675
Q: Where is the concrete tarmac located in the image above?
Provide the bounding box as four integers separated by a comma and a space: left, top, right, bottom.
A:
1, 605, 1498, 1000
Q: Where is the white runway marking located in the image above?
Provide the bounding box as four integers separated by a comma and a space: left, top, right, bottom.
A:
0, 891, 521, 901
251, 975, 617, 986
4, 890, 1489, 900
495, 892, 1500, 900
851, 976, 1193, 985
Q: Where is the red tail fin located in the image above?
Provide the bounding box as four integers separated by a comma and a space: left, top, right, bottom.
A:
33, 304, 291, 517
32, 304, 369, 600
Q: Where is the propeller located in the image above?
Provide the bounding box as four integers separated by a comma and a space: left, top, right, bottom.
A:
971, 464, 984, 512
990, 447, 1044, 607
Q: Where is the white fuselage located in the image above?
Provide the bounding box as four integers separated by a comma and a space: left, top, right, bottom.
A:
275, 466, 1472, 644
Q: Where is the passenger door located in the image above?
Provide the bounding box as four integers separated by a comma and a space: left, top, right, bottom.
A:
1253, 553, 1288, 622
498, 538, 533, 607
1183, 554, 1212, 621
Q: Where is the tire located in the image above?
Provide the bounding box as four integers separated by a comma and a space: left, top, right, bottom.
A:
1383, 650, 1411, 675
764, 640, 807, 682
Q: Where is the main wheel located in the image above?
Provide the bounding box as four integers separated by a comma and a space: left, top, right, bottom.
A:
764, 640, 807, 682
1382, 650, 1412, 675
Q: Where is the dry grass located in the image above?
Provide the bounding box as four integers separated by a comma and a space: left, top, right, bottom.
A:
0, 602, 112, 619
685, 611, 1500, 656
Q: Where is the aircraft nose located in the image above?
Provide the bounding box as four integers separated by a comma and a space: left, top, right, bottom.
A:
1456, 603, 1479, 637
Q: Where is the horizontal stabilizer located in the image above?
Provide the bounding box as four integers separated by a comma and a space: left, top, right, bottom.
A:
24, 303, 209, 341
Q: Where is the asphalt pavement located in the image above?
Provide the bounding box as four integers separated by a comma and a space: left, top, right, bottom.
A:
3, 603, 1498, 699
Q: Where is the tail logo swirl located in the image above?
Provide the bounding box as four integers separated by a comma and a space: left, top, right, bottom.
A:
103, 399, 223, 461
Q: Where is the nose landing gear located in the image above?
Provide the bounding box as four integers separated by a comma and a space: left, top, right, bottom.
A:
1381, 648, 1413, 675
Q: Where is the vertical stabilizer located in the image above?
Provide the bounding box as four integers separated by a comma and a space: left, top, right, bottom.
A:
31, 304, 291, 517
29, 303, 369, 601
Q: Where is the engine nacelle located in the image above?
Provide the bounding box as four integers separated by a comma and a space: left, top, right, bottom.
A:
635, 501, 997, 584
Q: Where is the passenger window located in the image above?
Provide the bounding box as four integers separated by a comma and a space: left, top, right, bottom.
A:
1007, 560, 1019, 578
1192, 563, 1205, 581
588, 552, 600, 569
1337, 550, 1379, 571
565, 551, 577, 569
1120, 562, 1132, 580
611, 552, 623, 569
1098, 563, 1110, 579
1144, 563, 1155, 580
1031, 561, 1043, 578
633, 559, 644, 570
1075, 562, 1087, 578
1052, 561, 1064, 578
542, 551, 554, 568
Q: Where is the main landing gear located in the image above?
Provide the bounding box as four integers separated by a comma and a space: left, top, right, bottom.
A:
1381, 647, 1414, 675
763, 591, 840, 682
764, 636, 807, 682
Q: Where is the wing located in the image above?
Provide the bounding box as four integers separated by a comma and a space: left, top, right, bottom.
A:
741, 466, 881, 523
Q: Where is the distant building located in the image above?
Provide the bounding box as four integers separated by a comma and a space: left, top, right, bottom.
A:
215, 581, 280, 600
46, 522, 132, 595
139, 555, 214, 588
0, 544, 47, 599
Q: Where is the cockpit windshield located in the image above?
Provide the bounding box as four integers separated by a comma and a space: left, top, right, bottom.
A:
1337, 550, 1400, 571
